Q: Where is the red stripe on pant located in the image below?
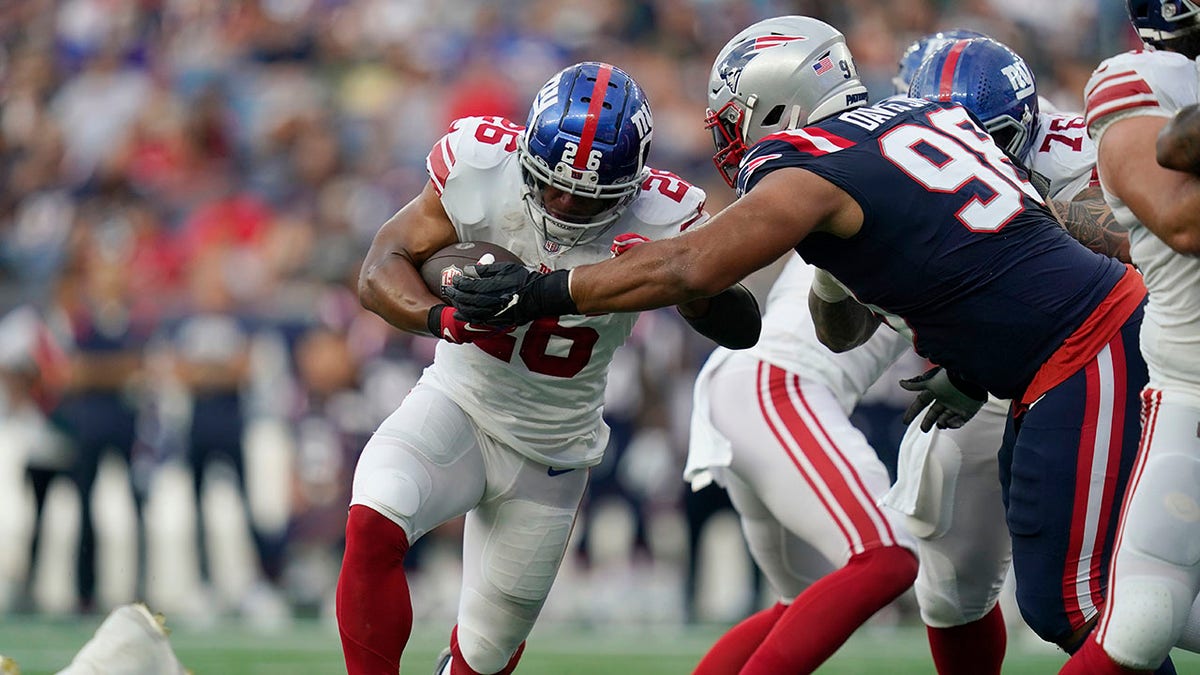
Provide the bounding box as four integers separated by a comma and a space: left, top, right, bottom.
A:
761, 363, 892, 552
1096, 388, 1162, 646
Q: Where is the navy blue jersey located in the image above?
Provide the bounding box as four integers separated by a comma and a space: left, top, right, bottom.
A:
737, 97, 1128, 399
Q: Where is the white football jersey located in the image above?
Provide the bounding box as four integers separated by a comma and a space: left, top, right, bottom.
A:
1024, 111, 1099, 201
748, 257, 911, 412
1086, 49, 1200, 395
686, 257, 910, 483
420, 116, 707, 467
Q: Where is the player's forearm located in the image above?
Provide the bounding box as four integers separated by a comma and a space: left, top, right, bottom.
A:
1052, 188, 1131, 263
1157, 104, 1200, 174
359, 253, 441, 334
808, 292, 880, 352
568, 238, 732, 314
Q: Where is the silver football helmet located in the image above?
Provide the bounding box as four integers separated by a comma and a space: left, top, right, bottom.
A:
705, 16, 868, 186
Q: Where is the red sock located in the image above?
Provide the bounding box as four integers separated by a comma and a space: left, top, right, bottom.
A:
1060, 636, 1152, 675
336, 505, 412, 675
693, 602, 787, 675
926, 604, 1006, 675
449, 625, 526, 675
740, 545, 918, 675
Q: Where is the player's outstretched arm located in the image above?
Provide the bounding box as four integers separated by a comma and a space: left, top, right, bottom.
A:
358, 181, 460, 334
450, 167, 860, 323
1157, 103, 1200, 174
1100, 115, 1200, 255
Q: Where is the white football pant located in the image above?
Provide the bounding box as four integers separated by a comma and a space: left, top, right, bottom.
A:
702, 356, 914, 601
1096, 389, 1200, 668
351, 384, 588, 674
886, 397, 1013, 628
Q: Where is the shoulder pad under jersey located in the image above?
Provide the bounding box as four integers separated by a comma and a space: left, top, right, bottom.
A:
627, 168, 708, 233
426, 116, 524, 196
1085, 49, 1198, 140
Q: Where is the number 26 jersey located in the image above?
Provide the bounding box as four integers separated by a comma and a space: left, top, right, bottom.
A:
420, 115, 707, 468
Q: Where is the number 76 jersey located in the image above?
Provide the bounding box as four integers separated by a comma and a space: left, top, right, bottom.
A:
421, 115, 707, 468
735, 97, 1133, 400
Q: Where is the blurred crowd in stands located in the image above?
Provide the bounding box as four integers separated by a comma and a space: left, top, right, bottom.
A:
0, 0, 1138, 626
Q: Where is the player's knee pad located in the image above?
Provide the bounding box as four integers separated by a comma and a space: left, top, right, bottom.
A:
455, 621, 519, 675
1098, 451, 1200, 668
1103, 576, 1192, 669
916, 544, 1004, 627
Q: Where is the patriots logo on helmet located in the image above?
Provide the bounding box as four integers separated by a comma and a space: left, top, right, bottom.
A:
716, 35, 808, 94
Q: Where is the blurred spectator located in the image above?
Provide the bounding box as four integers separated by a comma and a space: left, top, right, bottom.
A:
0, 305, 70, 613
53, 240, 154, 613
157, 252, 286, 611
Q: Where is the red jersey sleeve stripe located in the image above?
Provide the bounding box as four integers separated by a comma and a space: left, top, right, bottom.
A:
680, 206, 706, 232
779, 128, 854, 156
1084, 71, 1142, 99
427, 137, 455, 195
804, 126, 855, 150
1085, 75, 1159, 129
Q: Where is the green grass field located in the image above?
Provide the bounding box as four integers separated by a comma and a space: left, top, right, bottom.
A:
5, 615, 1200, 674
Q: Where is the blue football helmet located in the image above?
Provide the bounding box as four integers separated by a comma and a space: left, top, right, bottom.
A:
893, 29, 987, 94
1127, 0, 1200, 49
518, 62, 652, 248
908, 37, 1039, 161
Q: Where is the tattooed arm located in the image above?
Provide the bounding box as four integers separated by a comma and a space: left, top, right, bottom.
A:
1157, 104, 1200, 175
1050, 185, 1132, 264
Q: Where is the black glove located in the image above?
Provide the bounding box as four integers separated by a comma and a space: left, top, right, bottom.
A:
899, 366, 988, 432
446, 263, 578, 327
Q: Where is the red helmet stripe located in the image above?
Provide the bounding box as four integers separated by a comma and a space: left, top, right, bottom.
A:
575, 63, 613, 169
937, 40, 970, 101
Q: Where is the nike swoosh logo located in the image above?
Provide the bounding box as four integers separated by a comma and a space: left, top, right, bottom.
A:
547, 467, 575, 476
462, 324, 492, 333
496, 294, 521, 316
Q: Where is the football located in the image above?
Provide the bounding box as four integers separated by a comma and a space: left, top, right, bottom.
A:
420, 241, 524, 302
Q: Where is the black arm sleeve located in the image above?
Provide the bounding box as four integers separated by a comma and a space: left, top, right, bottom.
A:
680, 283, 762, 350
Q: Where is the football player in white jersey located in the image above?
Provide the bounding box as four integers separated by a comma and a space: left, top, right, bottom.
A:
894, 36, 1134, 674
686, 254, 917, 674
1062, 1, 1200, 672
335, 62, 760, 675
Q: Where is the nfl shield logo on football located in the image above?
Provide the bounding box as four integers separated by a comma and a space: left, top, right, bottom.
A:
543, 239, 560, 253
440, 266, 462, 287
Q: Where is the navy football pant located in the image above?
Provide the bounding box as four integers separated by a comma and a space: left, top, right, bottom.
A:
1000, 310, 1147, 646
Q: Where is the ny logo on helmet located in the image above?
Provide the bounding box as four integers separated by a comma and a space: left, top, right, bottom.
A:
1000, 62, 1035, 99
716, 35, 808, 94
530, 72, 563, 124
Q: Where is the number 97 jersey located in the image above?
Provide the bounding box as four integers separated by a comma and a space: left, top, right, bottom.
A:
421, 115, 707, 468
